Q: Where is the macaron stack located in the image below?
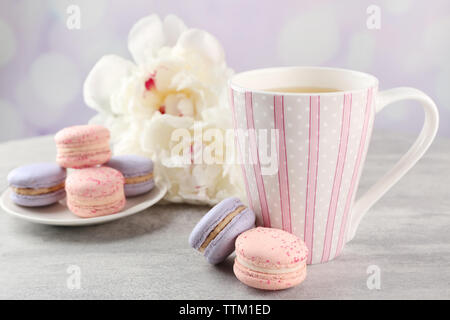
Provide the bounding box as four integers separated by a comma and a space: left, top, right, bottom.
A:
55, 125, 125, 218
189, 197, 309, 291
7, 124, 155, 218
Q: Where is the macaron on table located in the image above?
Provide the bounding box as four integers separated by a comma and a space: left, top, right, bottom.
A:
189, 197, 255, 264
234, 227, 308, 290
189, 199, 307, 291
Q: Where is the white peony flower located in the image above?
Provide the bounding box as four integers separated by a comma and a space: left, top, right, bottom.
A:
84, 14, 244, 205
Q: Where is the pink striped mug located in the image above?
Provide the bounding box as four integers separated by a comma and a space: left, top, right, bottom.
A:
229, 67, 439, 264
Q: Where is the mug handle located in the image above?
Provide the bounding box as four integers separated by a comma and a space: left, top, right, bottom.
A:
346, 87, 439, 242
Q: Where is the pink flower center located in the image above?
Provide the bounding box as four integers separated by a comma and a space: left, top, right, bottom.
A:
145, 73, 156, 90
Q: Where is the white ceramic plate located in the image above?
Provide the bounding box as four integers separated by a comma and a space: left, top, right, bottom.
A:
0, 183, 167, 226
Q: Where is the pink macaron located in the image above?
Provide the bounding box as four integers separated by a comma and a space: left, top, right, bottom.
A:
55, 125, 112, 169
234, 227, 308, 290
65, 167, 126, 218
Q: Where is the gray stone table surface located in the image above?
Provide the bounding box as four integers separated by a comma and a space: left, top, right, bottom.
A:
0, 133, 449, 300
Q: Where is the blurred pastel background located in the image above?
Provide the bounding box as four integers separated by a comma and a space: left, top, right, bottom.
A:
0, 0, 449, 142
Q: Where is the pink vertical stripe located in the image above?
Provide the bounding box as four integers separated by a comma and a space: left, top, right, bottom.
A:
245, 91, 271, 227
304, 96, 320, 264
336, 88, 373, 256
321, 94, 352, 263
229, 89, 254, 211
274, 95, 292, 233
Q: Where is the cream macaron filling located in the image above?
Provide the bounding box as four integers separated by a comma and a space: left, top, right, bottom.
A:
67, 192, 124, 207
236, 256, 306, 275
199, 205, 246, 253
12, 182, 65, 196
124, 172, 154, 185
57, 141, 110, 153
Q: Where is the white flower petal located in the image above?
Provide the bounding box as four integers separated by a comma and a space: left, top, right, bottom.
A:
170, 70, 199, 91
163, 14, 187, 47
153, 57, 183, 91
162, 93, 195, 117
175, 29, 225, 64
164, 94, 181, 115
177, 98, 194, 117
85, 14, 242, 205
128, 14, 165, 65
89, 113, 133, 148
201, 107, 232, 129
88, 113, 108, 126
115, 120, 148, 156
84, 55, 136, 113
141, 113, 193, 153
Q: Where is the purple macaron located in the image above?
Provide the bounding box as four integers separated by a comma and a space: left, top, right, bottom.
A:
105, 155, 155, 197
189, 197, 256, 264
7, 163, 67, 207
